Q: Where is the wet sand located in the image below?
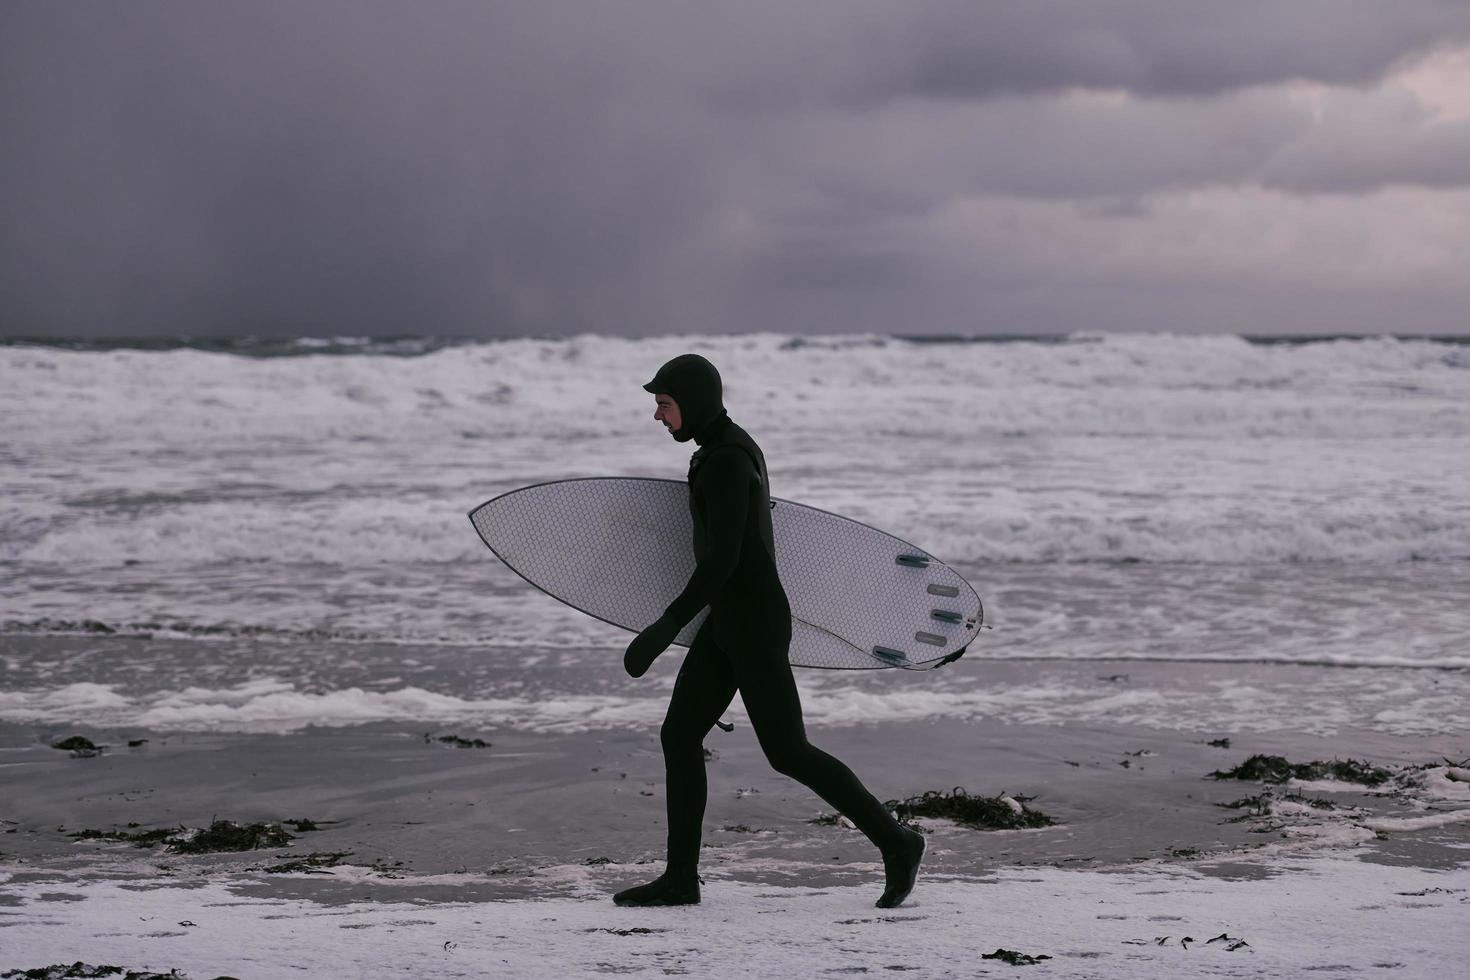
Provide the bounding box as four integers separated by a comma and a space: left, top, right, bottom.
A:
3, 646, 1468, 977
4, 681, 1466, 887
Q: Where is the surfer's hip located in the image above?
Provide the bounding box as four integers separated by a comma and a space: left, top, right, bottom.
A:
709, 607, 792, 654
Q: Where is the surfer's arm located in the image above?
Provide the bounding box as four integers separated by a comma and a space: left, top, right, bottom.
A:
661, 448, 753, 629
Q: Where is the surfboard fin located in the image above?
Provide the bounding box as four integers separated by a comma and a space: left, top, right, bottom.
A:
872, 646, 909, 666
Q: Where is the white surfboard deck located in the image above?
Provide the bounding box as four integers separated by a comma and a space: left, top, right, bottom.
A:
469, 477, 983, 670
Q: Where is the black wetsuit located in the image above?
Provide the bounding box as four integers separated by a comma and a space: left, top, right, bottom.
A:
640, 355, 907, 875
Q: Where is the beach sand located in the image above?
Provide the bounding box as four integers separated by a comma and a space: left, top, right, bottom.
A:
4, 638, 1469, 977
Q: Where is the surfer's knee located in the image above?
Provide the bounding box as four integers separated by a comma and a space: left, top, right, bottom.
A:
761, 740, 814, 778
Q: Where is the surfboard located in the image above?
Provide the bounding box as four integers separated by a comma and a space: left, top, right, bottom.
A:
468, 477, 984, 670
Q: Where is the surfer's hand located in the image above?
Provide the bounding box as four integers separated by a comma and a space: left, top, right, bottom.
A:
624, 616, 679, 678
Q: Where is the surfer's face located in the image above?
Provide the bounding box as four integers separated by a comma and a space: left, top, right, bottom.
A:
653, 394, 681, 435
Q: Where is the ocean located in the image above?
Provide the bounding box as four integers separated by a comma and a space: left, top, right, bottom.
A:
2, 332, 1467, 739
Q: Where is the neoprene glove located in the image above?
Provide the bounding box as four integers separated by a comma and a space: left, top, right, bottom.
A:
624, 615, 680, 678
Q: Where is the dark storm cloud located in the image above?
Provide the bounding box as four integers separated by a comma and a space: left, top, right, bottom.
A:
0, 1, 727, 336
855, 1, 1470, 102
761, 90, 1309, 204
3, 1, 1470, 338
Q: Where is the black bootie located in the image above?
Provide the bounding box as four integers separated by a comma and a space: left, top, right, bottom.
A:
612, 868, 702, 907
875, 828, 926, 908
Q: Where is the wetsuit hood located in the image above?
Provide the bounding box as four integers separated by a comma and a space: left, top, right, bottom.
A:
643, 353, 728, 444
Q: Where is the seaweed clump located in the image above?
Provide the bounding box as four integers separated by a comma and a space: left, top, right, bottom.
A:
813, 787, 1055, 831
260, 850, 353, 874
890, 788, 1055, 830
982, 948, 1052, 965
170, 820, 293, 854
67, 820, 294, 854
424, 733, 491, 749
1209, 755, 1390, 786
1216, 788, 1338, 825
68, 826, 177, 847
1216, 794, 1272, 822
49, 736, 104, 758
283, 818, 323, 832
0, 965, 208, 980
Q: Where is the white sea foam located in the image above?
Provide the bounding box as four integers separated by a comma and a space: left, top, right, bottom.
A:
1398, 766, 1470, 804
1230, 774, 1470, 843
0, 679, 666, 735
4, 662, 1466, 738
4, 334, 1467, 563
1360, 810, 1470, 833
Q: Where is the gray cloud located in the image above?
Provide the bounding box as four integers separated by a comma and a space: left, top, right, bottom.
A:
3, 1, 1470, 338
677, 0, 1470, 109
1260, 87, 1470, 193
866, 1, 1470, 101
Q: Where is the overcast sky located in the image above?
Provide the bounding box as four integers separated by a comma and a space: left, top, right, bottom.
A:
4, 1, 1470, 338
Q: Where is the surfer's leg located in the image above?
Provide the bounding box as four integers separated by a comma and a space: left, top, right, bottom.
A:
614, 622, 735, 907
738, 643, 925, 905
736, 646, 908, 856
659, 621, 737, 872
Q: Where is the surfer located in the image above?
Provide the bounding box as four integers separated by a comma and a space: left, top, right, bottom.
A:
614, 353, 926, 909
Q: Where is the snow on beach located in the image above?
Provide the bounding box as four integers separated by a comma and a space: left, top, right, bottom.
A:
4, 857, 1469, 979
